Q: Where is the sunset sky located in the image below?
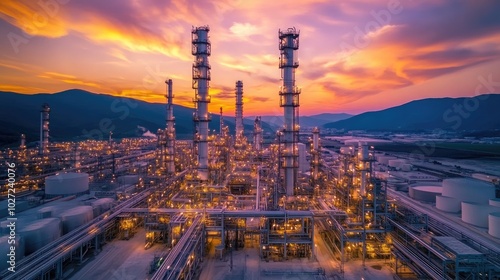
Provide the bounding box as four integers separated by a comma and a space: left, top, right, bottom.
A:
0, 0, 499, 115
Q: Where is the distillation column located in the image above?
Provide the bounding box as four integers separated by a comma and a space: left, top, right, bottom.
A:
192, 26, 212, 181
235, 81, 244, 138
311, 127, 320, 181
253, 117, 263, 152
39, 103, 50, 155
358, 142, 369, 196
165, 79, 176, 175
279, 28, 300, 196
219, 107, 223, 135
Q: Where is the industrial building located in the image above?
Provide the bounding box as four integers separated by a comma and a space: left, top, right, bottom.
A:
0, 25, 499, 280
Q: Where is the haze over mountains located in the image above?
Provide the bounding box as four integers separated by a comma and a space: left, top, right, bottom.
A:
1, 90, 499, 146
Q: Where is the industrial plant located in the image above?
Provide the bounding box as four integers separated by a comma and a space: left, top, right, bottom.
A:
1, 25, 499, 280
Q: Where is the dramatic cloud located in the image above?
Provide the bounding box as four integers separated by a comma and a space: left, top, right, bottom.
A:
0, 0, 499, 115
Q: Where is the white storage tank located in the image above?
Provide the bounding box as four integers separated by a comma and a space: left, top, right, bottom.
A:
489, 198, 500, 207
461, 202, 499, 228
19, 218, 61, 255
0, 235, 24, 271
436, 195, 461, 213
409, 186, 442, 203
488, 212, 500, 238
441, 178, 495, 204
45, 172, 89, 197
91, 198, 115, 216
56, 206, 93, 234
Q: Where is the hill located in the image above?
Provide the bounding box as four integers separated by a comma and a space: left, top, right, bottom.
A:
0, 89, 271, 146
323, 94, 500, 132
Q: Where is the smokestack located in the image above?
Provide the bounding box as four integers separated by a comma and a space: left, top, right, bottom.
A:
39, 103, 50, 155
358, 142, 369, 196
279, 27, 300, 196
219, 107, 223, 135
235, 80, 244, 138
20, 134, 26, 150
192, 26, 212, 181
165, 79, 176, 174
253, 116, 262, 151
311, 127, 320, 180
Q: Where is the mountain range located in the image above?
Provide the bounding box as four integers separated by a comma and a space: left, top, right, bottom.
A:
322, 94, 500, 132
1, 90, 499, 147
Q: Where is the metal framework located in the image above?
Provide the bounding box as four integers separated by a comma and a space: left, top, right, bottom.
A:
165, 79, 176, 175
192, 26, 211, 181
40, 103, 50, 155
279, 27, 300, 196
235, 80, 244, 138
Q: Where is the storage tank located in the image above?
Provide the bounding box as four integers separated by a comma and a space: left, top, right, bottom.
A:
489, 198, 500, 207
441, 178, 495, 204
461, 202, 499, 228
19, 218, 61, 255
436, 195, 461, 213
409, 186, 442, 203
0, 235, 24, 270
91, 198, 115, 216
488, 212, 500, 238
56, 206, 93, 234
45, 172, 89, 197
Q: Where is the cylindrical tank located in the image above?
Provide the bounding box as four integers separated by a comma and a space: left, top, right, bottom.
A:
436, 195, 461, 213
19, 218, 61, 255
441, 178, 495, 204
488, 212, 500, 238
56, 206, 93, 234
0, 235, 24, 270
45, 172, 89, 196
489, 198, 500, 207
409, 186, 442, 203
461, 202, 499, 228
91, 198, 115, 217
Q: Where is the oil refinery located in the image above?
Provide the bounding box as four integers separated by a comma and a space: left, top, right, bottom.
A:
1, 26, 500, 280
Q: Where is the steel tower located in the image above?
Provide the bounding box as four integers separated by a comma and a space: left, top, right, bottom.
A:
39, 103, 50, 155
235, 80, 244, 138
165, 79, 176, 175
278, 27, 300, 196
192, 26, 211, 181
253, 116, 262, 152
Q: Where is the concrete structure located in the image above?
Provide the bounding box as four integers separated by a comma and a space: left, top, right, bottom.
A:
45, 172, 89, 197
279, 27, 300, 196
192, 26, 211, 181
165, 79, 176, 174
39, 103, 50, 155
235, 80, 243, 138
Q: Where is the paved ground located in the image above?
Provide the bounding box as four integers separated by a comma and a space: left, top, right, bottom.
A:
68, 229, 168, 280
